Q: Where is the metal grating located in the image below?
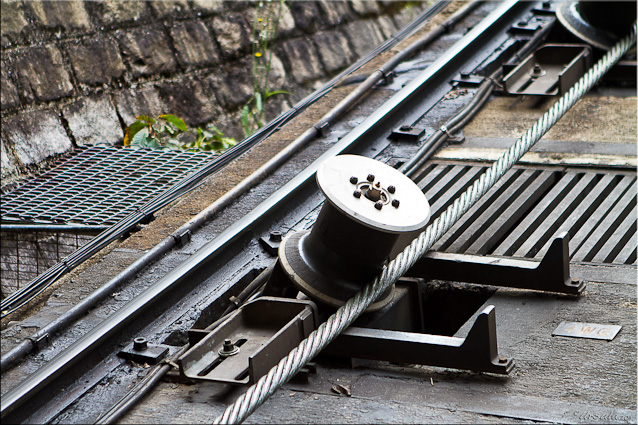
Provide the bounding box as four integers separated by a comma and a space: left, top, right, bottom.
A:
1, 146, 217, 226
416, 162, 637, 265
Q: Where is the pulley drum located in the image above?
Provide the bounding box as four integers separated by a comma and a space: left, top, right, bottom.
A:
278, 155, 431, 311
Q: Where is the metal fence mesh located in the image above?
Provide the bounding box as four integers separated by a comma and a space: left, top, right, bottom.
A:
1, 146, 218, 298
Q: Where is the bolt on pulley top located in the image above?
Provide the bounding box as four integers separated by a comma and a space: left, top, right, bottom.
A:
317, 154, 430, 233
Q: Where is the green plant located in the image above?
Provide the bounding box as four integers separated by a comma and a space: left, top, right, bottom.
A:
241, 0, 290, 137
124, 114, 236, 152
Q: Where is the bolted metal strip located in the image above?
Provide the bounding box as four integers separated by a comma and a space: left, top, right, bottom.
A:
213, 22, 637, 425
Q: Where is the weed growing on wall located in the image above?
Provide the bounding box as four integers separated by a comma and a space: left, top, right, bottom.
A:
242, 0, 290, 136
124, 114, 236, 152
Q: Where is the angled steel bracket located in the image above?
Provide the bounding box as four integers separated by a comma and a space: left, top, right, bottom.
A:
405, 232, 584, 295
325, 305, 513, 374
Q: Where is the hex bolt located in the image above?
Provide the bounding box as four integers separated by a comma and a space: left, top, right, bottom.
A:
533, 64, 542, 73
219, 338, 240, 357
387, 185, 396, 194
518, 20, 527, 26
133, 337, 148, 351
392, 199, 400, 208
460, 71, 470, 79
349, 176, 358, 184
269, 231, 282, 242
353, 190, 362, 198
367, 174, 375, 182
399, 125, 412, 132
498, 357, 508, 364
374, 201, 383, 210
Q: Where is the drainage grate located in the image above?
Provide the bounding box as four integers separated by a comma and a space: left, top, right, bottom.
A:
416, 162, 637, 265
1, 146, 217, 227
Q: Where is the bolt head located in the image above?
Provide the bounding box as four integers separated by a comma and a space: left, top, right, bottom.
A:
133, 337, 148, 351
392, 199, 400, 208
498, 357, 508, 364
374, 201, 383, 210
367, 174, 375, 182
269, 231, 282, 242
399, 125, 412, 132
349, 176, 358, 184
387, 185, 395, 194
353, 190, 362, 198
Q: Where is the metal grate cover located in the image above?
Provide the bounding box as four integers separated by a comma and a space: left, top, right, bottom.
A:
416, 162, 637, 266
1, 146, 217, 226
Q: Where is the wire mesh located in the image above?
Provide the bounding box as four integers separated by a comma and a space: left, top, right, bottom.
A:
1, 146, 217, 226
1, 146, 217, 298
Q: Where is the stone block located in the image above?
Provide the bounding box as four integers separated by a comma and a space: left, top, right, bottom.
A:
350, 0, 381, 16
170, 21, 219, 67
1, 137, 20, 187
11, 45, 74, 103
117, 26, 177, 78
343, 19, 385, 58
1, 1, 29, 46
313, 30, 355, 73
157, 78, 219, 126
29, 1, 92, 32
191, 0, 224, 16
208, 65, 253, 109
113, 85, 167, 126
210, 13, 252, 58
3, 110, 72, 166
288, 1, 320, 34
376, 15, 396, 39
63, 96, 124, 146
66, 37, 125, 86
149, 0, 190, 19
100, 1, 150, 26
278, 38, 325, 84
392, 4, 426, 29
1, 65, 20, 110
316, 0, 352, 27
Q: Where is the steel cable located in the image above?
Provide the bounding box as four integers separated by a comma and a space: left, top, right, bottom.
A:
213, 22, 637, 425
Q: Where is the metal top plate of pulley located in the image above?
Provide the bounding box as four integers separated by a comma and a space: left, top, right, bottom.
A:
316, 155, 430, 233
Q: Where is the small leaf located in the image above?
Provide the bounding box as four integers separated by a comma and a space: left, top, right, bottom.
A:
124, 121, 147, 146
159, 114, 188, 132
131, 128, 150, 147
136, 115, 156, 124
264, 89, 290, 99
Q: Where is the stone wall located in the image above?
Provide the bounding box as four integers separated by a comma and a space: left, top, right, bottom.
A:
1, 0, 430, 189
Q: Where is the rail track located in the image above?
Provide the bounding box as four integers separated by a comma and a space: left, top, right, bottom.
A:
2, 1, 636, 423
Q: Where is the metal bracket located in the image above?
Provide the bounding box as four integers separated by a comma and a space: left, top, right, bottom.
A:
259, 231, 283, 255
178, 297, 318, 384
118, 337, 170, 365
388, 125, 425, 142
503, 43, 592, 96
325, 305, 513, 374
406, 232, 584, 295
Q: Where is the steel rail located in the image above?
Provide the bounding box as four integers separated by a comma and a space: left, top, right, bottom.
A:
0, 1, 451, 320
0, 0, 466, 374
213, 22, 638, 425
1, 1, 529, 419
